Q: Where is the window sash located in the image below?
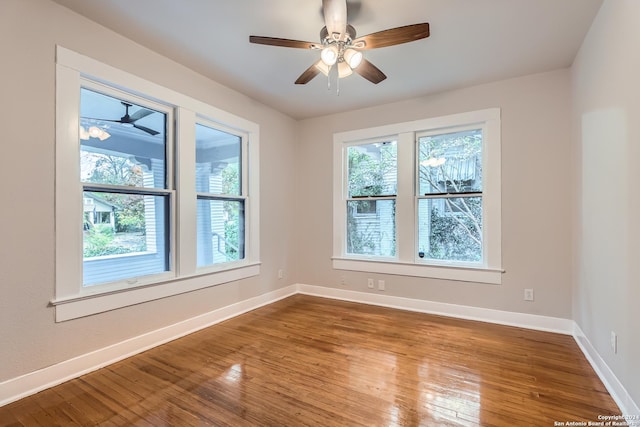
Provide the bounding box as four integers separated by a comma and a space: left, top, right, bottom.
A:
196, 196, 246, 267
80, 80, 173, 191
346, 198, 396, 258
343, 138, 399, 259
78, 81, 175, 289
416, 196, 483, 264
195, 121, 243, 197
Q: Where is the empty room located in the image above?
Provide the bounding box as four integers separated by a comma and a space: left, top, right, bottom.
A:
0, 0, 638, 425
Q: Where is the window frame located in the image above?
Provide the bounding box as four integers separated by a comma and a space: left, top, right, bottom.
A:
54, 46, 260, 321
332, 109, 502, 284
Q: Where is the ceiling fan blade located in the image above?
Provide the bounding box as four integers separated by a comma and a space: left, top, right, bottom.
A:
249, 36, 321, 50
129, 108, 154, 122
295, 61, 322, 85
322, 0, 347, 38
82, 118, 123, 123
133, 124, 160, 136
354, 59, 387, 84
353, 23, 430, 49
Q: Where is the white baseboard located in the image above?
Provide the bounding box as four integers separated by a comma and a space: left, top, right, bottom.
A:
2, 282, 637, 417
573, 324, 640, 417
0, 284, 298, 407
297, 284, 574, 334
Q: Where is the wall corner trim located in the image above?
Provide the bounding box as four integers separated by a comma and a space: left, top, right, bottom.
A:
573, 323, 640, 417
296, 284, 574, 334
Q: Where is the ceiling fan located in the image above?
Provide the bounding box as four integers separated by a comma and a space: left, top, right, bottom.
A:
249, 0, 430, 85
83, 102, 160, 136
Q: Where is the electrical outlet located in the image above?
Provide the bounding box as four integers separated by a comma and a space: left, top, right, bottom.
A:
524, 289, 534, 301
378, 280, 385, 291
367, 278, 374, 289
611, 331, 617, 354
278, 269, 284, 279
340, 276, 346, 285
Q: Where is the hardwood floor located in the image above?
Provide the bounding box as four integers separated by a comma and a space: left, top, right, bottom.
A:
1, 295, 620, 426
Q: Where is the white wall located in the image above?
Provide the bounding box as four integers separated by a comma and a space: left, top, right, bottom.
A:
571, 0, 640, 407
295, 69, 573, 318
0, 0, 297, 382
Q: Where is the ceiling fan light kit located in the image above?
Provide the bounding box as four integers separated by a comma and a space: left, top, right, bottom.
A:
80, 125, 111, 141
249, 0, 430, 90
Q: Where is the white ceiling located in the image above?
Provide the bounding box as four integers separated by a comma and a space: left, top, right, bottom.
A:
52, 0, 603, 120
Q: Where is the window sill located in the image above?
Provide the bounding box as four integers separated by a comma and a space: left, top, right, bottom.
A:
332, 257, 503, 284
51, 262, 261, 322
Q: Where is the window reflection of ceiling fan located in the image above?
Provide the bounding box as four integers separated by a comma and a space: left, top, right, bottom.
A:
249, 0, 430, 85
83, 102, 160, 136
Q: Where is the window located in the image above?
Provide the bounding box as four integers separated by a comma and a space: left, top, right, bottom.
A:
354, 200, 377, 215
80, 85, 171, 286
54, 47, 260, 321
333, 109, 502, 284
346, 140, 397, 257
417, 128, 483, 263
195, 122, 246, 268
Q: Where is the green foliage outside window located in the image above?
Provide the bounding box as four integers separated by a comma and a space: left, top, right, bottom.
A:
347, 144, 396, 256
419, 131, 483, 261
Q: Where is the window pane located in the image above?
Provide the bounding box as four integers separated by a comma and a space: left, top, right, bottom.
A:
347, 200, 395, 257
418, 129, 482, 195
417, 197, 482, 262
348, 141, 397, 197
83, 191, 170, 286
196, 123, 241, 195
80, 88, 167, 189
197, 198, 245, 267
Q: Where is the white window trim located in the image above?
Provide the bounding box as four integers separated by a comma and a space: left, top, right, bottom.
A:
54, 46, 260, 321
332, 109, 502, 284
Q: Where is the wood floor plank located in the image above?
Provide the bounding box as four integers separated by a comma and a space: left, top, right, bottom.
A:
0, 295, 621, 426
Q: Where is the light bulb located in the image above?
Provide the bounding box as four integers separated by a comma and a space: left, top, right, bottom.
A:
97, 130, 111, 141
338, 61, 353, 78
88, 126, 102, 138
315, 61, 331, 77
321, 45, 338, 66
79, 126, 90, 140
343, 48, 363, 69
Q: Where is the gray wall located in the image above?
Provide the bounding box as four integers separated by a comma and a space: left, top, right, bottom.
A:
571, 0, 639, 407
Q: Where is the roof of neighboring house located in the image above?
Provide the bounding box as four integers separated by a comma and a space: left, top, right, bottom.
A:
83, 193, 118, 211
